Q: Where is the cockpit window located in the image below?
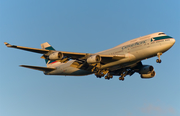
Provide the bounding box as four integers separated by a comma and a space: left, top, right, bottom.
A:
158, 33, 165, 35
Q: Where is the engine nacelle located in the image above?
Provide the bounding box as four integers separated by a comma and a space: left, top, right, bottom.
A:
141, 71, 156, 78
87, 55, 101, 64
139, 65, 156, 78
139, 65, 154, 74
48, 52, 63, 60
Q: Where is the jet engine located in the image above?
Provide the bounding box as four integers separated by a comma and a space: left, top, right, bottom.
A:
141, 71, 156, 78
48, 52, 63, 60
87, 55, 101, 64
139, 65, 156, 78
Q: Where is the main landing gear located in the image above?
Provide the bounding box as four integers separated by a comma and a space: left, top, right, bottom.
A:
156, 52, 162, 63
119, 72, 127, 81
95, 69, 109, 78
118, 69, 134, 81
118, 69, 128, 81
95, 73, 104, 78
95, 69, 134, 81
95, 72, 113, 80
105, 73, 113, 80
119, 76, 125, 81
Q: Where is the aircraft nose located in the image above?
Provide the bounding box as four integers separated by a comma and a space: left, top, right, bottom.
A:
171, 38, 176, 44
170, 38, 176, 46
167, 38, 176, 49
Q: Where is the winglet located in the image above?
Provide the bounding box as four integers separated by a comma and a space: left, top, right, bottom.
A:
4, 42, 12, 47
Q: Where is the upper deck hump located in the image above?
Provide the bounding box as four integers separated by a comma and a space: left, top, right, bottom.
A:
97, 32, 165, 54
114, 32, 164, 48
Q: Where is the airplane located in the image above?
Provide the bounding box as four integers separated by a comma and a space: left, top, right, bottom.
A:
4, 32, 175, 81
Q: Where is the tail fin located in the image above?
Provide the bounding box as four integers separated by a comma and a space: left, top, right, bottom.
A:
41, 42, 57, 66
41, 42, 55, 50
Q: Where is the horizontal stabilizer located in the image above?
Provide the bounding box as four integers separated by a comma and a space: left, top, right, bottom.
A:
20, 65, 56, 71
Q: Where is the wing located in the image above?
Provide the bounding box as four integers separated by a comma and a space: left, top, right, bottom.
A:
4, 42, 50, 54
4, 42, 125, 61
4, 42, 88, 58
5, 42, 126, 72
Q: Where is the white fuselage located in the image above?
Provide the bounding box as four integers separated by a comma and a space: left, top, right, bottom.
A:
45, 32, 175, 76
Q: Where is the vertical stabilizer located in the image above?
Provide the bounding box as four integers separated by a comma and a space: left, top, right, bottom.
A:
41, 42, 57, 66
41, 42, 55, 50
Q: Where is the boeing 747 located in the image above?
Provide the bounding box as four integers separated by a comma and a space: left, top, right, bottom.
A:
4, 32, 175, 81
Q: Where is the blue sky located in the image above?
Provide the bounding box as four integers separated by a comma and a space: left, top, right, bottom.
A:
0, 0, 180, 116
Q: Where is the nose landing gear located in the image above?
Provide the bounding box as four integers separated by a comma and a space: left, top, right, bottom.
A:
156, 52, 162, 63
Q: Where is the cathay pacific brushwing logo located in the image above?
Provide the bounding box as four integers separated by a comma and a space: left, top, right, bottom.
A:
151, 38, 155, 42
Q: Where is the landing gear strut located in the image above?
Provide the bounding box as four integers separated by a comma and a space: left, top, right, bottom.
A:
156, 52, 162, 63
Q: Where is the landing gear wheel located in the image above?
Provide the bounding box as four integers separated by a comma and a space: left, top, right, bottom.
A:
156, 52, 162, 63
105, 76, 110, 80
159, 59, 162, 63
119, 77, 124, 81
104, 73, 113, 80
156, 59, 159, 63
122, 78, 124, 81
110, 75, 113, 78
156, 59, 162, 63
95, 72, 105, 78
